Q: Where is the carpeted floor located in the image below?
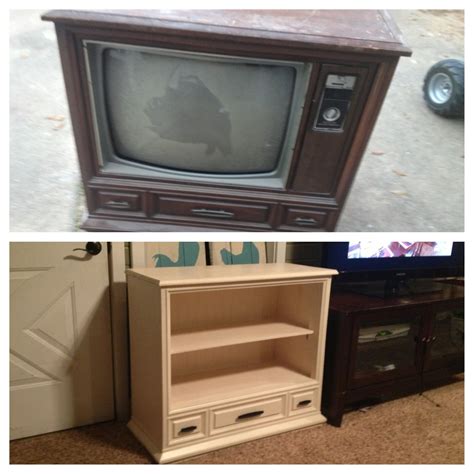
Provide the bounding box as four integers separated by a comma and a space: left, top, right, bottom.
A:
10, 379, 464, 464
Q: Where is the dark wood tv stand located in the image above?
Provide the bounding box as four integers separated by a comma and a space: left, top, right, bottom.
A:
322, 281, 464, 426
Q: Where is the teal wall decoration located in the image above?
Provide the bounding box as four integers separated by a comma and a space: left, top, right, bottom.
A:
153, 242, 200, 267
220, 242, 260, 265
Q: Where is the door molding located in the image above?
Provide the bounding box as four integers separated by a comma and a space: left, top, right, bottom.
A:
108, 242, 130, 421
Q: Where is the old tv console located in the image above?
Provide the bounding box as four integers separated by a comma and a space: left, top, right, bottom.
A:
44, 10, 411, 232
126, 263, 337, 462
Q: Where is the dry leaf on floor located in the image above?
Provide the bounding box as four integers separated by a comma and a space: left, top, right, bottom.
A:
392, 169, 408, 177
46, 115, 65, 122
53, 122, 65, 131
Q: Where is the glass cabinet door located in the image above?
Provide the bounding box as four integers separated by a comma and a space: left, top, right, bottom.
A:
426, 307, 464, 370
350, 314, 422, 387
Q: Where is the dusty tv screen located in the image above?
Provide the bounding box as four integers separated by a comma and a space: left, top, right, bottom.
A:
103, 47, 296, 174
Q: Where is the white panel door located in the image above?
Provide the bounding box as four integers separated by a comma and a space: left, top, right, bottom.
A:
10, 242, 115, 440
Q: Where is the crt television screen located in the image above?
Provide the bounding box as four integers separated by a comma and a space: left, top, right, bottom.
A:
348, 241, 454, 259
103, 47, 296, 174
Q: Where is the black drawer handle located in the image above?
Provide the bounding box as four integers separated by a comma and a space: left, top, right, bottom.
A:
191, 208, 235, 218
293, 217, 318, 226
297, 399, 312, 408
105, 200, 131, 209
178, 425, 197, 435
236, 410, 264, 421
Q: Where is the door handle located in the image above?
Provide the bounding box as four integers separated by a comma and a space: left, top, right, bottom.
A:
73, 242, 102, 256
178, 425, 197, 435
297, 399, 312, 408
104, 200, 131, 209
191, 208, 235, 218
293, 217, 318, 226
236, 410, 264, 421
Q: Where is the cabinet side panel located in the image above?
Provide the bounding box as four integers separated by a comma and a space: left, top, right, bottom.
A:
275, 282, 322, 328
313, 279, 333, 405
127, 276, 164, 449
274, 281, 325, 379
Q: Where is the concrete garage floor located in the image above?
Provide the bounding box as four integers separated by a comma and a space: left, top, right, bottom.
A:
9, 10, 464, 232
337, 10, 464, 231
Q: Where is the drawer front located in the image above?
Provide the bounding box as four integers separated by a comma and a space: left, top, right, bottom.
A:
152, 194, 272, 225
289, 388, 319, 416
211, 396, 285, 434
168, 412, 206, 445
279, 206, 330, 230
89, 187, 146, 217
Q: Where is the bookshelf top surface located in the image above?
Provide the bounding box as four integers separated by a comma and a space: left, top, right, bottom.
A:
127, 263, 337, 288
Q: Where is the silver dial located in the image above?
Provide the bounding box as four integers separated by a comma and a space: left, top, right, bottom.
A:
322, 107, 341, 122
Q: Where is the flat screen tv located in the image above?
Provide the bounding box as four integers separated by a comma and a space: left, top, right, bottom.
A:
322, 241, 464, 296
43, 10, 411, 231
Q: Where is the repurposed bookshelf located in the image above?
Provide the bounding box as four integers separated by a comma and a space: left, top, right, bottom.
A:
126, 263, 337, 462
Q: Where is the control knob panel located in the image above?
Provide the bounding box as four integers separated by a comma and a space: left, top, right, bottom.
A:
313, 74, 357, 132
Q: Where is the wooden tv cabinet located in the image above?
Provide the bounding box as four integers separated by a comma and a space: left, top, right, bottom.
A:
43, 10, 411, 232
126, 263, 337, 463
322, 282, 464, 427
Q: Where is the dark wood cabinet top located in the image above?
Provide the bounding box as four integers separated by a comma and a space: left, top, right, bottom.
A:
330, 283, 464, 314
42, 9, 411, 57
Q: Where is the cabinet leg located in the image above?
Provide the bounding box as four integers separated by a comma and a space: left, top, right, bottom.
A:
327, 413, 344, 427
323, 393, 345, 427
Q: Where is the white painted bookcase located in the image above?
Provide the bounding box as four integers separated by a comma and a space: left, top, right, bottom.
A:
126, 263, 337, 463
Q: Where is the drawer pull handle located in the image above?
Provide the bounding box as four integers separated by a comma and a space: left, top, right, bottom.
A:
178, 425, 197, 435
105, 200, 131, 209
294, 217, 318, 226
236, 410, 264, 421
191, 208, 235, 218
297, 399, 312, 408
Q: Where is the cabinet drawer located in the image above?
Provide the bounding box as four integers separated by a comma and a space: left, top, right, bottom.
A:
211, 396, 285, 434
279, 206, 329, 230
152, 194, 272, 225
89, 187, 146, 217
168, 412, 206, 445
289, 388, 319, 416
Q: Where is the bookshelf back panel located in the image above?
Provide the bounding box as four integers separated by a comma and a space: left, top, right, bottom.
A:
170, 286, 279, 334
172, 340, 275, 381
170, 282, 321, 334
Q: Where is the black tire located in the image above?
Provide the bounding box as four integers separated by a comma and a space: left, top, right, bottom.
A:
422, 59, 464, 117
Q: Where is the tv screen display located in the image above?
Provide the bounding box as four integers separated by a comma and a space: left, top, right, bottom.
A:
103, 46, 296, 174
322, 241, 463, 282
348, 241, 454, 259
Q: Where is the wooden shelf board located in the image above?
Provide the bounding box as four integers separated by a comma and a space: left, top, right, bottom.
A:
171, 322, 313, 354
170, 363, 316, 411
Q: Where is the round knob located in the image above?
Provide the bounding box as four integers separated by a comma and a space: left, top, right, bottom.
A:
322, 107, 341, 122
73, 242, 103, 256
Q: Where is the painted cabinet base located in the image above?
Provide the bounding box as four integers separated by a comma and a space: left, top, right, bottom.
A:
128, 413, 327, 463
